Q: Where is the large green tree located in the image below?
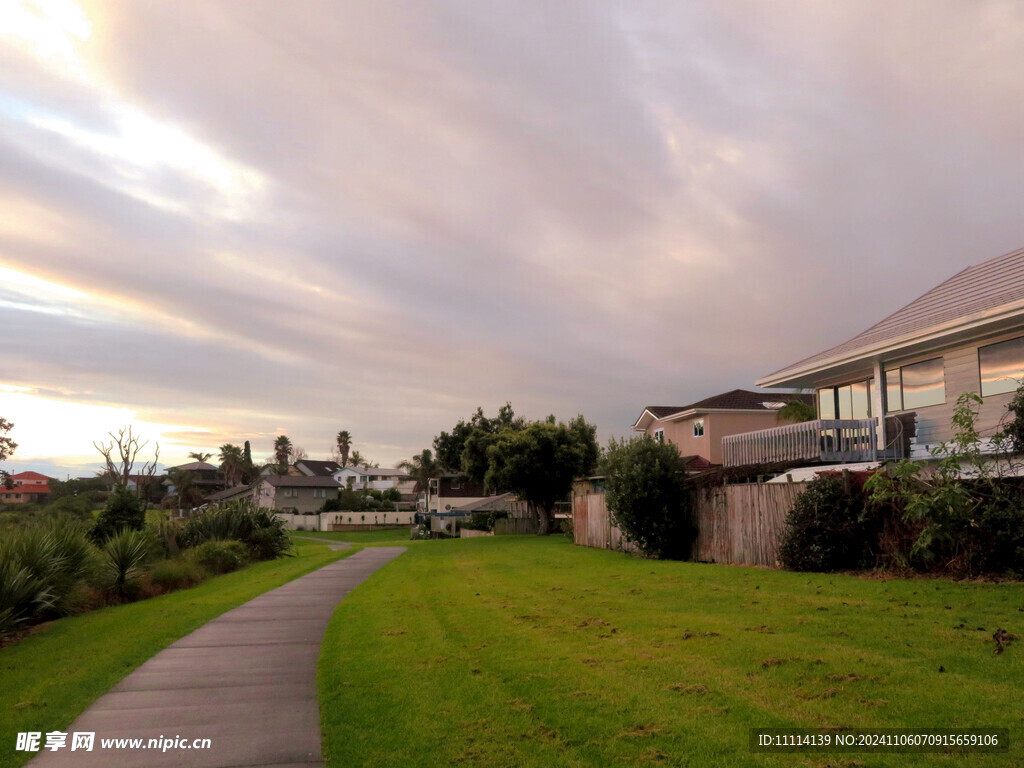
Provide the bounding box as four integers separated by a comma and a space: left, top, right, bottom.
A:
483, 415, 598, 534
434, 403, 526, 479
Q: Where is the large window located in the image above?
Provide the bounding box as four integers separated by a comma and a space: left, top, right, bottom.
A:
653, 429, 664, 443
885, 359, 946, 411
818, 380, 873, 420
979, 336, 1024, 396
692, 419, 705, 437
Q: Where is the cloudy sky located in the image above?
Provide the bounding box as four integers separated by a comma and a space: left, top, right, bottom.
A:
2, 1, 1024, 477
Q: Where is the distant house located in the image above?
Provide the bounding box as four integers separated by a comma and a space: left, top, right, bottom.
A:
632, 389, 814, 465
748, 246, 1024, 464
334, 466, 410, 491
255, 475, 340, 514
425, 474, 490, 516
205, 484, 255, 506
162, 461, 226, 496
294, 459, 342, 477
0, 471, 52, 504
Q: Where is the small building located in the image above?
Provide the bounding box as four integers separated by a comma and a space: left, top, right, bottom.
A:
255, 475, 340, 514
425, 474, 490, 516
333, 466, 410, 491
0, 471, 52, 504
162, 461, 226, 496
632, 390, 815, 465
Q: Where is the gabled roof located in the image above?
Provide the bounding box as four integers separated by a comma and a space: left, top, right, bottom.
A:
11, 471, 50, 482
759, 246, 1024, 387
206, 484, 254, 501
633, 390, 814, 430
261, 475, 339, 488
295, 460, 342, 477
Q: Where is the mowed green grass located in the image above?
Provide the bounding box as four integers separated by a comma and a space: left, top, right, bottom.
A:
0, 539, 351, 768
290, 528, 411, 544
320, 536, 1024, 768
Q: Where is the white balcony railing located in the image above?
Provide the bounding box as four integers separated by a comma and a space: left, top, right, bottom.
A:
721, 419, 879, 467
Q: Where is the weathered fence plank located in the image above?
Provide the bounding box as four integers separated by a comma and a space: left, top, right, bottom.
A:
494, 517, 539, 535
571, 482, 805, 566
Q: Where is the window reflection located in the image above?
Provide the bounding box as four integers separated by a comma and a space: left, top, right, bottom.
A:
901, 358, 945, 409
885, 369, 902, 412
818, 388, 835, 420
979, 336, 1024, 396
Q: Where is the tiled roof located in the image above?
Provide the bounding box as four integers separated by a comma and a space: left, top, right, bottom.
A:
764, 246, 1024, 381
261, 475, 340, 488
640, 390, 814, 420
12, 471, 50, 481
206, 484, 254, 501
170, 461, 219, 472
296, 460, 342, 477
644, 406, 687, 419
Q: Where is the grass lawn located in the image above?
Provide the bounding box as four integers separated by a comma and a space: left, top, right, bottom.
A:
0, 539, 352, 768
290, 528, 412, 544
320, 536, 1024, 768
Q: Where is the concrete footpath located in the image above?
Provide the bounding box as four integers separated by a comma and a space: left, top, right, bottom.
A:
31, 546, 406, 768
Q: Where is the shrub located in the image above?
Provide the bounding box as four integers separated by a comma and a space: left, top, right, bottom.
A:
601, 437, 695, 560
148, 558, 208, 592
149, 519, 184, 558
92, 486, 145, 542
0, 559, 52, 638
42, 494, 94, 521
778, 475, 872, 572
0, 522, 99, 621
101, 528, 153, 600
180, 501, 292, 560
186, 540, 250, 574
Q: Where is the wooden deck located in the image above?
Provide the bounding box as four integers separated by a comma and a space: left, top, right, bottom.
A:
721, 419, 882, 467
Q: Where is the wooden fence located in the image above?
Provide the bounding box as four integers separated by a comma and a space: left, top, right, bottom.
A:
571, 482, 806, 566
572, 491, 638, 553
494, 517, 539, 536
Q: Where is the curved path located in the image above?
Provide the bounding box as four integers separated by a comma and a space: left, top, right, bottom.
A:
31, 546, 406, 768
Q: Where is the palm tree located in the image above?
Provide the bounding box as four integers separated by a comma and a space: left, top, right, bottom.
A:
273, 435, 293, 474
349, 450, 365, 469
336, 430, 351, 467
398, 449, 439, 493
219, 443, 245, 487
168, 468, 202, 510
777, 398, 817, 424
187, 451, 212, 463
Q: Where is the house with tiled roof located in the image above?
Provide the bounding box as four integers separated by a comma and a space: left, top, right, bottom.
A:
0, 471, 52, 504
255, 474, 340, 514
632, 389, 814, 465
740, 246, 1024, 465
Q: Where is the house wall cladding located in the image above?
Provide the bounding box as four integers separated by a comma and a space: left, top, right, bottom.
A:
887, 330, 1021, 450
571, 482, 806, 567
